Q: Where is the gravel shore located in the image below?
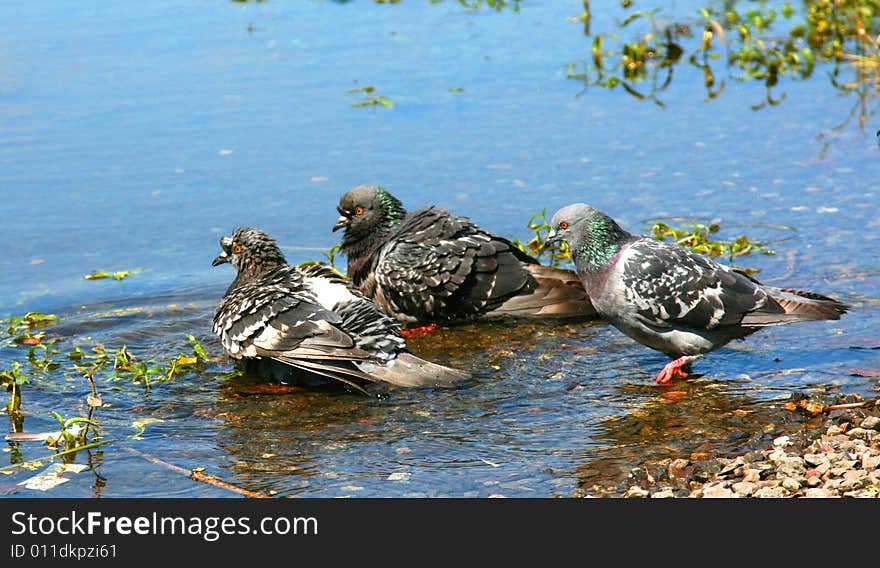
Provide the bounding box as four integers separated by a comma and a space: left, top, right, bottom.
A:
595, 397, 880, 498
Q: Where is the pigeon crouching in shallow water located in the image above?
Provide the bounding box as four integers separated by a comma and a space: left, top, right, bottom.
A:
332, 184, 597, 327
211, 227, 471, 393
545, 204, 850, 384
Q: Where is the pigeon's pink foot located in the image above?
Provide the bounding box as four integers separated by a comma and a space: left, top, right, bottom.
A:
401, 323, 438, 338
654, 355, 702, 385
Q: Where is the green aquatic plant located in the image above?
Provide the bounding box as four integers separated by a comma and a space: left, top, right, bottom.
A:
1, 312, 59, 347
569, 0, 880, 123
47, 410, 100, 452
1, 362, 28, 432
348, 85, 395, 108
83, 269, 141, 281
649, 220, 774, 273
299, 243, 347, 278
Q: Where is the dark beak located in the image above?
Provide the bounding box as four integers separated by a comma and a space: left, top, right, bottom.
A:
332, 215, 350, 232
544, 229, 560, 247
213, 235, 233, 266
212, 251, 229, 266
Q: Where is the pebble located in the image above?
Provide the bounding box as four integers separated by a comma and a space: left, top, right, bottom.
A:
702, 483, 736, 498
773, 436, 791, 447
753, 486, 788, 498
860, 416, 880, 430
651, 489, 675, 498
625, 486, 650, 498
732, 481, 757, 496
668, 458, 690, 480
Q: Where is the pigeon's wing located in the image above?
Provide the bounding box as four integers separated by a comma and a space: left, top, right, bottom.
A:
374, 207, 535, 321
212, 268, 381, 392
621, 238, 771, 331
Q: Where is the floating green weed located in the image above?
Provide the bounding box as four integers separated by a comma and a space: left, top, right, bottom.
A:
348, 85, 395, 108
650, 220, 775, 273
84, 269, 141, 281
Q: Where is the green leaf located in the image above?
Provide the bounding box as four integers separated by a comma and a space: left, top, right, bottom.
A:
188, 334, 209, 362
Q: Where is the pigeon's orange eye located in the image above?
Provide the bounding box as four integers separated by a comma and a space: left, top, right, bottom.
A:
355, 206, 365, 215
233, 244, 243, 254
559, 221, 569, 230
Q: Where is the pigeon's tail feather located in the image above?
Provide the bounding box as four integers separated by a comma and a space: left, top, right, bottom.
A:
357, 352, 471, 388
486, 264, 599, 320
270, 357, 371, 394
742, 287, 850, 326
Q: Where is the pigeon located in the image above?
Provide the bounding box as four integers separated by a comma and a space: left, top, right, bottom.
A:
211, 227, 471, 393
545, 203, 850, 384
331, 184, 597, 326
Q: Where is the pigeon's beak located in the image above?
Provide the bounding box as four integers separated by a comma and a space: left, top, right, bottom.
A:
332, 215, 350, 232
212, 251, 229, 267
213, 235, 233, 266
545, 229, 559, 246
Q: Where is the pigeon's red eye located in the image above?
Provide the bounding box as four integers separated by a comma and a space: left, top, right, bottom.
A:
233, 244, 243, 254
559, 221, 569, 230
355, 206, 365, 215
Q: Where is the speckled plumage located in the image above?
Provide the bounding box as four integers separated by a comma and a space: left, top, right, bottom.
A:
211, 227, 470, 392
333, 185, 597, 324
547, 203, 850, 379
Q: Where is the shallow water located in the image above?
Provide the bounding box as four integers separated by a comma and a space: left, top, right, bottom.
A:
1, 1, 878, 498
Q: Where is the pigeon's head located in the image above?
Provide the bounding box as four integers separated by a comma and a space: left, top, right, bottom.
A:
333, 184, 406, 243
546, 203, 602, 249
547, 204, 628, 271
212, 227, 287, 275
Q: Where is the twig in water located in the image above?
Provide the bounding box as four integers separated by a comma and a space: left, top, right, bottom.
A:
119, 445, 268, 498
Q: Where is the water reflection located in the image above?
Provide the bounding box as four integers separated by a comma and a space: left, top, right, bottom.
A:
569, 1, 880, 134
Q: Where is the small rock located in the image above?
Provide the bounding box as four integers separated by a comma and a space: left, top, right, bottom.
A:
717, 457, 745, 478
846, 428, 872, 441
782, 477, 802, 492
767, 449, 788, 463
860, 416, 880, 430
732, 481, 757, 496
753, 486, 788, 498
804, 454, 829, 467
742, 468, 762, 483
802, 488, 838, 498
827, 425, 845, 436
773, 435, 791, 447
775, 458, 806, 479
668, 458, 691, 480
651, 489, 675, 499
702, 483, 736, 498
625, 486, 650, 498
862, 454, 880, 471
842, 470, 867, 489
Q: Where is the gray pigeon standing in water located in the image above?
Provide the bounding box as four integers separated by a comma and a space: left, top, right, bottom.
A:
545, 203, 850, 384
211, 227, 471, 393
332, 184, 597, 327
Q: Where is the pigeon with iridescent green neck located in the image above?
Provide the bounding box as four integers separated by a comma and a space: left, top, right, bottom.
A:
546, 203, 850, 384
332, 184, 597, 328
